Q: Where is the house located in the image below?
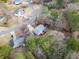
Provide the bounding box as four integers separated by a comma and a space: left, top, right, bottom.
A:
0, 11, 5, 22
14, 8, 24, 17
0, 16, 5, 22
13, 0, 23, 5
0, 11, 7, 26
33, 24, 46, 35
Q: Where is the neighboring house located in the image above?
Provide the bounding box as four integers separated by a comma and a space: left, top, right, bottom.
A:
0, 11, 7, 26
14, 8, 24, 17
13, 0, 23, 5
0, 11, 5, 22
33, 24, 46, 35
0, 16, 5, 22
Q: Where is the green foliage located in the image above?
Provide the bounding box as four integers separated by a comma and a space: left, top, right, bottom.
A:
0, 3, 8, 11
66, 37, 79, 51
0, 0, 8, 2
25, 51, 35, 59
25, 35, 51, 52
56, 0, 64, 8
25, 36, 37, 51
44, 3, 52, 9
0, 44, 12, 59
51, 45, 68, 59
44, 0, 64, 9
44, 2, 57, 10
49, 10, 60, 21
14, 52, 26, 59
44, 0, 49, 2
36, 36, 50, 56
64, 9, 79, 31
25, 35, 55, 59
43, 6, 49, 16
70, 0, 79, 3
25, 35, 77, 59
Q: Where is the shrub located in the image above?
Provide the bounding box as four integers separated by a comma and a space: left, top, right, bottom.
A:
44, 2, 57, 9
49, 41, 68, 59
44, 3, 52, 9
51, 47, 67, 59
66, 37, 79, 51
42, 6, 49, 16
56, 0, 64, 8
64, 9, 79, 32
36, 36, 51, 57
49, 10, 60, 21
25, 35, 51, 52
25, 36, 37, 51
25, 35, 55, 59
25, 51, 35, 59
0, 44, 12, 59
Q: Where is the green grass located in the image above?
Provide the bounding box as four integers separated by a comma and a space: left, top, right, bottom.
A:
43, 6, 49, 16
0, 0, 8, 2
14, 52, 25, 59
0, 44, 12, 59
25, 51, 35, 59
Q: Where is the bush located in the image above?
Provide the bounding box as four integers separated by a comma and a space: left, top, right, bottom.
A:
56, 0, 64, 8
66, 37, 79, 51
64, 9, 79, 32
36, 36, 50, 57
25, 35, 51, 52
25, 36, 37, 51
0, 44, 12, 59
50, 46, 68, 59
25, 35, 73, 59
49, 10, 60, 21
25, 35, 56, 59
